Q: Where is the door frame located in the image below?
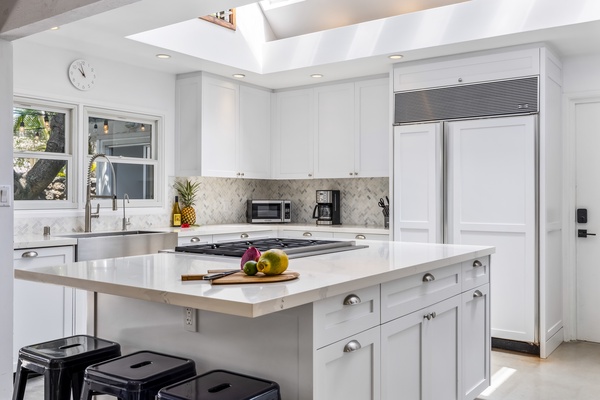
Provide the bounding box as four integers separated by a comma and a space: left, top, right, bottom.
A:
564, 91, 600, 341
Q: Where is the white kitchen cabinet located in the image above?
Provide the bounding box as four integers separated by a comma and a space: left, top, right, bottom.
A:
201, 76, 239, 177
354, 78, 390, 178
177, 234, 212, 246
393, 48, 540, 92
272, 88, 314, 179
381, 295, 461, 400
313, 83, 356, 178
333, 232, 389, 241
461, 284, 490, 400
212, 230, 275, 243
315, 326, 381, 400
238, 85, 271, 179
279, 229, 334, 239
273, 78, 390, 179
175, 74, 271, 178
13, 246, 75, 369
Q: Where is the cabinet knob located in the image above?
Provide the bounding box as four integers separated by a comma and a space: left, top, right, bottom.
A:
240, 233, 249, 239
21, 251, 39, 258
236, 172, 241, 176
240, 172, 245, 177
343, 294, 361, 306
472, 260, 484, 268
458, 77, 463, 83
302, 232, 313, 237
343, 340, 362, 353
308, 173, 313, 178
354, 172, 358, 176
349, 172, 353, 176
355, 234, 366, 240
473, 290, 483, 298
422, 273, 435, 282
190, 237, 200, 243
423, 311, 437, 320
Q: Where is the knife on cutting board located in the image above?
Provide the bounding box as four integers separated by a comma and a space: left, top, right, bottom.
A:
181, 269, 239, 281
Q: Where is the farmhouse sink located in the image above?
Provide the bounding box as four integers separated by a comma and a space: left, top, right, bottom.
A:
59, 230, 178, 261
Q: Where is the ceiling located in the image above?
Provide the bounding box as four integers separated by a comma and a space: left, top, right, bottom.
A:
13, 0, 600, 89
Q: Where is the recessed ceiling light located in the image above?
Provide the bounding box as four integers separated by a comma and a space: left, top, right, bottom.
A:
311, 74, 323, 78
156, 54, 171, 59
50, 26, 60, 31
388, 54, 404, 60
233, 74, 245, 79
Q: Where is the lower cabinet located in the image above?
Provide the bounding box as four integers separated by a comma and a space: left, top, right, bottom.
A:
315, 326, 381, 400
13, 246, 75, 370
381, 295, 461, 400
461, 284, 490, 400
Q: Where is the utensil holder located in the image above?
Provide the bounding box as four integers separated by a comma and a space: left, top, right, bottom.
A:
384, 216, 389, 229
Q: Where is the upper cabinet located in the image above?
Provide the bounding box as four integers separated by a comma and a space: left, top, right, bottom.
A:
273, 77, 390, 180
175, 74, 271, 178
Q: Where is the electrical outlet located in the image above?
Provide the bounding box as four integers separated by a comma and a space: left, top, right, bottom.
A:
183, 307, 197, 332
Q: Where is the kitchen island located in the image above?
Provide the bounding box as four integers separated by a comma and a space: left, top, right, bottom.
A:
15, 241, 494, 400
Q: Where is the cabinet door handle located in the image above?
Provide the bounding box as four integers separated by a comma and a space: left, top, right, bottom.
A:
355, 234, 366, 240
302, 232, 313, 237
422, 273, 435, 282
423, 311, 437, 320
472, 260, 484, 268
343, 340, 362, 353
473, 290, 483, 298
190, 237, 200, 243
308, 173, 313, 178
349, 172, 353, 176
343, 294, 361, 306
21, 251, 39, 258
240, 233, 249, 239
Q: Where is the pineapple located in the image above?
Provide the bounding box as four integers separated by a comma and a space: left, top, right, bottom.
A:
174, 179, 200, 225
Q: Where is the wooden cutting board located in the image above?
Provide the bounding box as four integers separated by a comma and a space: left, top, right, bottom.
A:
211, 270, 299, 285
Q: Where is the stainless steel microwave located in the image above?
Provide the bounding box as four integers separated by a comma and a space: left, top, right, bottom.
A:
247, 200, 291, 223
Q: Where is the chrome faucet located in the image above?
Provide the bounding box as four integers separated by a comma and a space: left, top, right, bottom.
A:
85, 153, 118, 232
122, 194, 131, 231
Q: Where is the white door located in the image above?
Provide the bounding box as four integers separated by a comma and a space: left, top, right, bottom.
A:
393, 123, 443, 243
446, 115, 536, 343
575, 100, 600, 342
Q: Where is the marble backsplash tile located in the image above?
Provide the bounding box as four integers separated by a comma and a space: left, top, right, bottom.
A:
15, 177, 389, 235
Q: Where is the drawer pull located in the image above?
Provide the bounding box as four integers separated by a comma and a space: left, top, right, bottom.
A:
472, 260, 484, 268
240, 233, 249, 239
21, 251, 39, 258
190, 237, 200, 243
343, 294, 361, 306
302, 232, 313, 237
473, 290, 483, 298
422, 273, 435, 282
355, 234, 366, 240
343, 340, 362, 353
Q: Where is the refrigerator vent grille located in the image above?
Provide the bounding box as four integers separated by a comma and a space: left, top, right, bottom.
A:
394, 77, 539, 124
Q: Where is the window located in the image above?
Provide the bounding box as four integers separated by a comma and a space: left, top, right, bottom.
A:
85, 107, 160, 205
13, 98, 75, 209
200, 9, 236, 30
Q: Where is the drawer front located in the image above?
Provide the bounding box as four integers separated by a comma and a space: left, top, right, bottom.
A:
177, 234, 212, 246
280, 230, 334, 239
13, 245, 75, 267
393, 48, 540, 92
462, 256, 490, 291
381, 263, 461, 323
333, 232, 389, 241
314, 285, 380, 349
212, 230, 275, 242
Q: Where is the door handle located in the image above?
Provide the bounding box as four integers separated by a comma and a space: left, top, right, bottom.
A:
578, 229, 596, 238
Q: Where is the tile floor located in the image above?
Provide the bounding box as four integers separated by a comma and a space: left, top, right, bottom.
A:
17, 341, 600, 399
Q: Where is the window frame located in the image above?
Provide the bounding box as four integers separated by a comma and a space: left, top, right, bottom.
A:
83, 106, 162, 208
13, 97, 77, 210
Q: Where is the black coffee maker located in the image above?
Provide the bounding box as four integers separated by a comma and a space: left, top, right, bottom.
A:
312, 190, 341, 225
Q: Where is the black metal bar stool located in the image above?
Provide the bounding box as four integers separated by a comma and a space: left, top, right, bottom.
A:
80, 350, 196, 400
157, 370, 281, 400
12, 335, 121, 400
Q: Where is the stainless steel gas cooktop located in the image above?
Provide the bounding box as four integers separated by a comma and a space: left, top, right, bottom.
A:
174, 237, 367, 259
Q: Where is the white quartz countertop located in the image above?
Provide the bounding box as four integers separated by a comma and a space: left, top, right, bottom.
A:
14, 223, 389, 248
15, 241, 494, 318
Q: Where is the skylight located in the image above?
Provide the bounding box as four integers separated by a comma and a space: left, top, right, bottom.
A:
260, 0, 306, 11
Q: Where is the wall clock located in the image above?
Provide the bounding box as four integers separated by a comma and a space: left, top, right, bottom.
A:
68, 59, 96, 91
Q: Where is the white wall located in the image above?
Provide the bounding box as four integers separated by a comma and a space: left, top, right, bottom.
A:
12, 39, 177, 225
563, 54, 600, 94
0, 38, 14, 397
